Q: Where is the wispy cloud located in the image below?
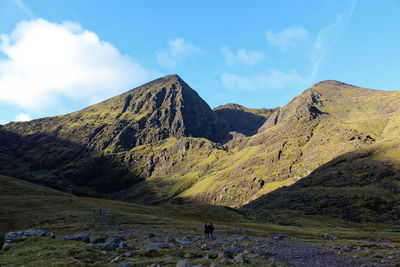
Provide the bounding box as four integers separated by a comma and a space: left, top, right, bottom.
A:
157, 38, 200, 68
221, 46, 265, 66
221, 69, 303, 91
266, 26, 309, 51
0, 18, 155, 112
13, 0, 35, 18
308, 0, 357, 80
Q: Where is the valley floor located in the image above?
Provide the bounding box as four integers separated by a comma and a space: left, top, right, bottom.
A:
1, 192, 400, 266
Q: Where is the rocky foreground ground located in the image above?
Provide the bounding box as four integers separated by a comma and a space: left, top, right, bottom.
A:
2, 204, 399, 267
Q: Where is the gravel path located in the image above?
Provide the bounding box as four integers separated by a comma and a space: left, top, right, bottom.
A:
75, 201, 374, 266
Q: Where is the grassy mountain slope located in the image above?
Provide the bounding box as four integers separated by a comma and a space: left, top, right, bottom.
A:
176, 81, 397, 208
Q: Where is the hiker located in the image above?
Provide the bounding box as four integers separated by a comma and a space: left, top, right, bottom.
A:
204, 222, 209, 237
209, 222, 215, 238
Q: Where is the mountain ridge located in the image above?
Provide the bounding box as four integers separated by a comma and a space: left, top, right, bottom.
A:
1, 75, 399, 223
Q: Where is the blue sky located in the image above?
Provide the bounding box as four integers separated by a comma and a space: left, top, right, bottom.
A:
0, 0, 400, 123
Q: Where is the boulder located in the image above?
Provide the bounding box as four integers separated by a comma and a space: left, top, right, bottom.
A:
224, 247, 244, 254
177, 239, 192, 246
218, 251, 228, 260
234, 253, 246, 264
89, 235, 126, 249
63, 233, 90, 243
176, 259, 191, 267
152, 242, 173, 248
141, 245, 160, 250
3, 229, 55, 248
324, 233, 338, 240
273, 234, 289, 240
166, 236, 176, 243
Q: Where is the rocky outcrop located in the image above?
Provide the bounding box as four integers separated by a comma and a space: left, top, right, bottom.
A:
2, 229, 55, 249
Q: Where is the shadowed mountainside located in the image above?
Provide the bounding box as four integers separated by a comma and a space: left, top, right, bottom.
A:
213, 104, 276, 136
242, 143, 400, 223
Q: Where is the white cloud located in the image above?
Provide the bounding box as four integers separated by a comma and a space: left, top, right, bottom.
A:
0, 120, 7, 125
157, 38, 199, 68
266, 26, 309, 51
221, 47, 264, 66
221, 69, 303, 91
0, 18, 154, 112
14, 113, 31, 121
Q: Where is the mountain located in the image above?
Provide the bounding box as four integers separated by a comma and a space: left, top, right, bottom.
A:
1, 76, 399, 223
242, 81, 400, 223
0, 75, 227, 195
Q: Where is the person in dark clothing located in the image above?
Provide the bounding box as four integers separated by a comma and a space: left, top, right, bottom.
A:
209, 222, 215, 238
204, 222, 209, 237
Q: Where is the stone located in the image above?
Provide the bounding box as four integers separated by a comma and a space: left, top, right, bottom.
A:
106, 236, 125, 248
273, 234, 289, 240
123, 251, 132, 257
227, 234, 250, 241
110, 256, 121, 263
242, 249, 249, 255
115, 264, 132, 267
119, 242, 128, 249
209, 249, 220, 255
63, 233, 90, 243
92, 237, 106, 243
89, 235, 126, 250
209, 264, 217, 267
176, 259, 191, 267
211, 242, 223, 248
234, 253, 246, 264
142, 245, 160, 250
166, 236, 176, 243
341, 245, 351, 252
218, 251, 228, 260
201, 255, 209, 262
177, 239, 192, 246
375, 252, 384, 258
324, 233, 338, 240
3, 229, 55, 248
184, 253, 192, 258
224, 247, 244, 254
152, 242, 172, 248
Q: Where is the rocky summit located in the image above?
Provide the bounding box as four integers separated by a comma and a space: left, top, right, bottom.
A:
1, 75, 400, 224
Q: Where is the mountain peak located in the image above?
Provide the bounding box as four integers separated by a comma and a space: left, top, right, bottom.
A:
314, 80, 351, 87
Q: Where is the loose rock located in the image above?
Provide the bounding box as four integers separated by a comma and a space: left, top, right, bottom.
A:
63, 233, 90, 243
176, 259, 191, 267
